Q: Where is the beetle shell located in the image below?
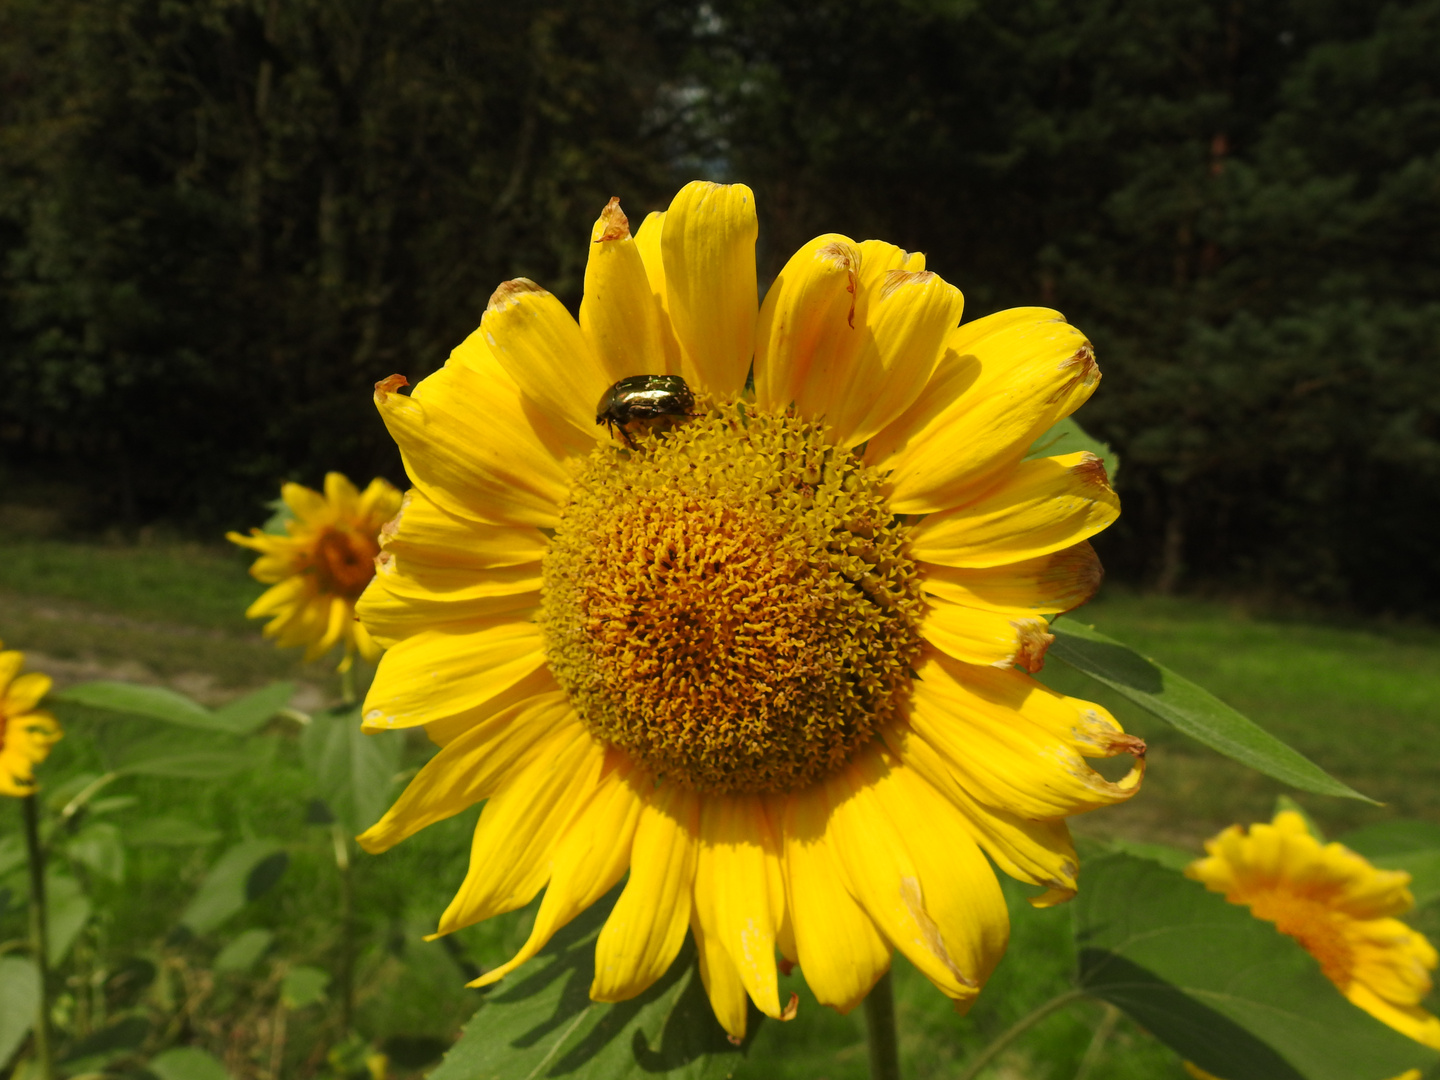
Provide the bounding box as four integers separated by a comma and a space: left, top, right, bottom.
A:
596, 375, 696, 447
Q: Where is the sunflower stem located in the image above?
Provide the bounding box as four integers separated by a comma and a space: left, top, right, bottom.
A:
957, 988, 1088, 1080
339, 660, 357, 707
331, 822, 355, 1032
1072, 1003, 1121, 1080
23, 795, 56, 1080
863, 970, 901, 1080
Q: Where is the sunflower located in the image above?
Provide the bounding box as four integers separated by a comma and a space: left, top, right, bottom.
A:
228, 472, 402, 672
0, 641, 63, 798
355, 182, 1145, 1039
1188, 810, 1440, 1051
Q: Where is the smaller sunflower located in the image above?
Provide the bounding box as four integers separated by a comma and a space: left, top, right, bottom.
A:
228, 472, 403, 671
1188, 810, 1440, 1051
0, 641, 63, 798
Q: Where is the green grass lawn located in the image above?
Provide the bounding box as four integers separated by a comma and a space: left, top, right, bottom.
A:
2, 539, 1437, 1080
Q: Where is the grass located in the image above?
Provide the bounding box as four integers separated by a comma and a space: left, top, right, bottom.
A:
2, 539, 1438, 1080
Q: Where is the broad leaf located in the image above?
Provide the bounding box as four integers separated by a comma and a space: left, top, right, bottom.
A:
180, 839, 287, 934
47, 873, 92, 966
66, 822, 125, 883
0, 834, 23, 878
213, 682, 296, 735
430, 893, 747, 1080
1049, 621, 1369, 801
51, 681, 226, 731
215, 929, 275, 973
126, 818, 222, 848
1074, 853, 1439, 1080
301, 706, 402, 836
1340, 821, 1440, 910
282, 965, 331, 1008
116, 732, 262, 780
1025, 416, 1120, 482
149, 1047, 233, 1080
0, 956, 40, 1067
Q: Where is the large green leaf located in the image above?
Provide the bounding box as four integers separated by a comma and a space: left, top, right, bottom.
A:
1049, 620, 1369, 801
1340, 822, 1440, 910
115, 732, 263, 780
0, 956, 40, 1067
50, 681, 227, 731
47, 872, 92, 965
213, 682, 296, 735
301, 707, 402, 836
148, 1047, 233, 1080
429, 894, 748, 1080
1074, 853, 1439, 1080
180, 839, 288, 934
66, 822, 125, 883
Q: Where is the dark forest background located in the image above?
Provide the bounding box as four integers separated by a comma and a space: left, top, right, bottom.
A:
1, 0, 1436, 612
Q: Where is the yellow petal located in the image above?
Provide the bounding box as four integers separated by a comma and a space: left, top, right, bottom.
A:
824, 749, 1007, 1002
753, 234, 859, 413
822, 268, 964, 447
380, 489, 548, 570
282, 481, 329, 524
246, 575, 312, 620
324, 472, 362, 517
472, 751, 644, 987
436, 724, 606, 935
695, 795, 785, 1019
357, 691, 573, 853
357, 477, 403, 523
910, 652, 1145, 820
592, 783, 700, 1001
908, 453, 1119, 568
580, 197, 678, 382
374, 364, 572, 528
357, 580, 538, 650
1347, 981, 1440, 1051
868, 309, 1100, 513
482, 278, 611, 438
881, 721, 1078, 906
691, 910, 750, 1043
423, 665, 562, 748
661, 181, 758, 395
780, 786, 890, 1013
922, 598, 1054, 672
920, 542, 1103, 615
3, 671, 53, 715
0, 651, 22, 694
303, 595, 350, 661
360, 617, 546, 732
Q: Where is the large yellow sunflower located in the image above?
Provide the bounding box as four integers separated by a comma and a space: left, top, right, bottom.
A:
1188, 810, 1440, 1051
355, 182, 1144, 1038
0, 641, 63, 798
228, 472, 402, 671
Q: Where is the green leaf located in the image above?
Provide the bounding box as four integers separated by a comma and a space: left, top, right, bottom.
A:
66, 822, 126, 883
180, 839, 287, 934
47, 873, 92, 966
1340, 821, 1440, 910
116, 732, 262, 780
301, 706, 402, 836
51, 681, 226, 731
214, 928, 275, 973
0, 956, 40, 1068
1049, 621, 1370, 801
1074, 852, 1439, 1080
1025, 415, 1120, 482
281, 966, 330, 1009
148, 1046, 233, 1080
126, 818, 222, 848
0, 834, 23, 878
430, 892, 747, 1080
213, 682, 296, 735
1104, 838, 1195, 872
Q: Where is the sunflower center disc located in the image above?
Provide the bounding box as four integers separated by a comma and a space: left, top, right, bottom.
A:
542, 402, 926, 794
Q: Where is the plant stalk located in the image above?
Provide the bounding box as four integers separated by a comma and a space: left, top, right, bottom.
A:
1073, 1003, 1121, 1080
331, 823, 355, 1032
339, 661, 357, 707
863, 970, 901, 1080
957, 988, 1088, 1080
23, 795, 56, 1080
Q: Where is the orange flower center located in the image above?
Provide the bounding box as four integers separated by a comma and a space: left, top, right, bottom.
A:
314, 527, 379, 598
1249, 888, 1355, 988
542, 402, 925, 794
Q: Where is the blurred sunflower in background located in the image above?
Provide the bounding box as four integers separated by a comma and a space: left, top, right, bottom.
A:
354, 181, 1145, 1040
0, 640, 63, 797
228, 472, 402, 673
1189, 810, 1440, 1052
